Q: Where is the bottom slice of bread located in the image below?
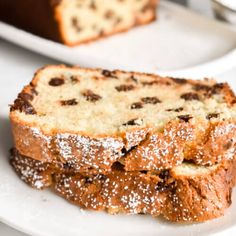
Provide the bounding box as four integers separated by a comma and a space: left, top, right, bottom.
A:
11, 149, 236, 222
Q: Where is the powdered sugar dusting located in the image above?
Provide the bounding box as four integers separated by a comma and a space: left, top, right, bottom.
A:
11, 149, 236, 222
11, 151, 52, 189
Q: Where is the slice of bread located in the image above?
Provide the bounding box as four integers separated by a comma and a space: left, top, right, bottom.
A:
10, 65, 236, 173
11, 149, 236, 222
0, 0, 158, 46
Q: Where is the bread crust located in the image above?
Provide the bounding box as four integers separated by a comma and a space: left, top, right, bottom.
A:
0, 0, 63, 42
10, 66, 236, 173
164, 162, 236, 222
0, 0, 158, 46
11, 149, 236, 222
124, 120, 236, 171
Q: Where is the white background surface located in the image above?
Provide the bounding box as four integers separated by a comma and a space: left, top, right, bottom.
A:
0, 0, 236, 235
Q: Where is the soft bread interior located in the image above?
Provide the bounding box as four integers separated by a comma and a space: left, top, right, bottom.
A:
12, 66, 236, 135
172, 162, 218, 177
57, 0, 156, 44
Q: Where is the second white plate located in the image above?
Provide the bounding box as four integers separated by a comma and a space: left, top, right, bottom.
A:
0, 1, 236, 78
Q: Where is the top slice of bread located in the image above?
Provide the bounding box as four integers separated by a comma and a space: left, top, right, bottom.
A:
10, 65, 236, 172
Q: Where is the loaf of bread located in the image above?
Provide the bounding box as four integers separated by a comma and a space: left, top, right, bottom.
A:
10, 65, 236, 173
11, 149, 236, 222
0, 0, 158, 45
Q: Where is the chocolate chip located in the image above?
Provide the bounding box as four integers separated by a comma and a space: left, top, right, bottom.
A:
130, 75, 138, 83
10, 92, 36, 114
72, 17, 82, 32
99, 29, 104, 36
10, 93, 36, 115
111, 162, 125, 171
155, 181, 175, 192
180, 92, 200, 101
60, 99, 78, 106
63, 163, 71, 170
84, 177, 93, 184
206, 113, 219, 120
159, 170, 170, 180
122, 118, 143, 126
166, 107, 184, 112
155, 170, 173, 192
223, 140, 233, 150
142, 80, 171, 86
193, 84, 211, 92
49, 78, 65, 86
141, 96, 161, 104
213, 83, 224, 90
19, 93, 34, 101
22, 103, 36, 114
101, 69, 117, 78
177, 114, 193, 122
121, 147, 127, 155
89, 1, 96, 10
212, 83, 225, 94
141, 81, 159, 86
97, 174, 107, 181
82, 90, 102, 102
9, 148, 16, 156
104, 10, 114, 19
170, 77, 187, 84
70, 76, 80, 83
30, 88, 38, 96
175, 107, 184, 112
131, 102, 143, 109
155, 181, 165, 192
114, 17, 122, 25
194, 83, 225, 97
115, 84, 135, 92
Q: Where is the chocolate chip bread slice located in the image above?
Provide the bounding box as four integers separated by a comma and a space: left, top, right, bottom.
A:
0, 0, 158, 46
11, 149, 236, 222
10, 65, 236, 173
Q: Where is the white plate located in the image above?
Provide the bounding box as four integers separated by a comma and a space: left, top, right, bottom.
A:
0, 38, 236, 236
0, 1, 236, 78
1, 2, 236, 235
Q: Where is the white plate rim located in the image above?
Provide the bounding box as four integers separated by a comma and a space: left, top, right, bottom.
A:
0, 1, 236, 78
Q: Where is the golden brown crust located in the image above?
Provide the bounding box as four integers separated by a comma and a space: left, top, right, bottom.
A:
11, 116, 236, 173
125, 120, 236, 170
0, 0, 63, 42
10, 148, 55, 189
10, 119, 125, 173
9, 66, 236, 173
164, 160, 236, 222
123, 120, 194, 171
185, 121, 236, 165
10, 149, 236, 222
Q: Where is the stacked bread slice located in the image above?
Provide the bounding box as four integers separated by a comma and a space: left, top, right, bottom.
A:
10, 65, 236, 222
